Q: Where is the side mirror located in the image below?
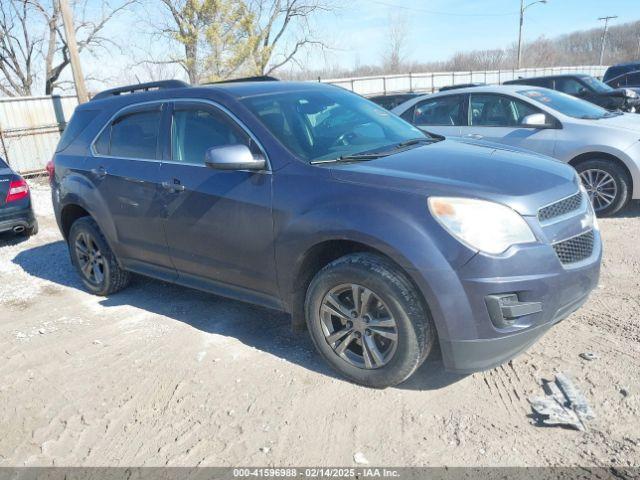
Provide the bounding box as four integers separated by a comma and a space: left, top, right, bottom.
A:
520, 113, 554, 129
204, 144, 266, 171
577, 87, 588, 97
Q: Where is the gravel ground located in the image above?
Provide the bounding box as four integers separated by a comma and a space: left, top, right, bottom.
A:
0, 178, 639, 468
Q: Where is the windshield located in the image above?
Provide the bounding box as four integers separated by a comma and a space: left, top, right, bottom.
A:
581, 76, 613, 93
241, 88, 429, 162
518, 88, 616, 119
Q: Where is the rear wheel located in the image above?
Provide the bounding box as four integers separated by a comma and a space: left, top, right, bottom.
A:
575, 159, 630, 216
305, 253, 434, 388
68, 217, 130, 296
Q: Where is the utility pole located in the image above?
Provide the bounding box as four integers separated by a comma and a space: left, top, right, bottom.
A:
517, 0, 548, 70
58, 0, 89, 103
597, 15, 617, 66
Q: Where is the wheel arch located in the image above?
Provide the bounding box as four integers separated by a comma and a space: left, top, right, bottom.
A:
288, 239, 433, 334
569, 151, 633, 191
60, 203, 91, 240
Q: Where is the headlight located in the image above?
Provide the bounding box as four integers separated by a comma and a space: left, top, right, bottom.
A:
428, 197, 536, 254
625, 89, 638, 98
579, 184, 599, 231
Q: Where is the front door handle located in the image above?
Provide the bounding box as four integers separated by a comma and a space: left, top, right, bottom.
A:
162, 180, 185, 193
466, 133, 484, 140
91, 166, 107, 178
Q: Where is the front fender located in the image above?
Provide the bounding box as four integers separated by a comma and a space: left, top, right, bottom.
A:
273, 176, 476, 340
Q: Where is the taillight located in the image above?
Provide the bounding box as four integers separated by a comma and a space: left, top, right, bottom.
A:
46, 159, 55, 182
6, 178, 29, 203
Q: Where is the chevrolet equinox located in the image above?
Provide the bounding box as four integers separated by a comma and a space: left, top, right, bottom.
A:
49, 79, 602, 388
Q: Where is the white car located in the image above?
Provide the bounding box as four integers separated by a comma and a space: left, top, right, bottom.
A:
392, 85, 640, 215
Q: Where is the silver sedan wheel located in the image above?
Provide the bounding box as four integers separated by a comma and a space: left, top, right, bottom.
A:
319, 284, 398, 370
579, 168, 618, 212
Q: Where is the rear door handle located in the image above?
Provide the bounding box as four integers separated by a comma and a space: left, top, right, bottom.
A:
91, 166, 107, 178
466, 133, 484, 140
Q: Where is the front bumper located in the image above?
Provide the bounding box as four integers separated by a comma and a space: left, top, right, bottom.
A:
409, 227, 602, 373
0, 207, 37, 234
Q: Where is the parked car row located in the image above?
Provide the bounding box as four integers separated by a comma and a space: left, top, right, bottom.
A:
47, 77, 602, 387
391, 84, 640, 216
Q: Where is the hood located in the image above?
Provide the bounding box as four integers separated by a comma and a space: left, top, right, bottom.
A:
603, 87, 640, 100
330, 139, 578, 216
596, 112, 640, 133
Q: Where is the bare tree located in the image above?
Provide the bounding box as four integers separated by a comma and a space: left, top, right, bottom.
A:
246, 0, 332, 76
381, 11, 407, 73
0, 0, 39, 96
0, 0, 134, 96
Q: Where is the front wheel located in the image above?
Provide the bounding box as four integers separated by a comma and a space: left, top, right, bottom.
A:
575, 159, 630, 216
305, 253, 434, 388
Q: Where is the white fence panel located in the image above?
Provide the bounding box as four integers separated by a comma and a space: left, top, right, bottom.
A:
0, 95, 78, 174
321, 65, 609, 96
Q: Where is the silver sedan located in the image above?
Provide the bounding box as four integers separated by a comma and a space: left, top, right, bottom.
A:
392, 85, 640, 215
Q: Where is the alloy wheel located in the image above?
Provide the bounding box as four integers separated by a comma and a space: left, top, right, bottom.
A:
319, 284, 398, 369
75, 232, 105, 285
579, 168, 618, 212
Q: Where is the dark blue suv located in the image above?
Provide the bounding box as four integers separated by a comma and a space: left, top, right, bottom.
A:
50, 79, 601, 387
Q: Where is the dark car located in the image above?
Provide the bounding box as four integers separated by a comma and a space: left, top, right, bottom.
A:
603, 61, 640, 83
605, 68, 640, 93
368, 93, 421, 110
0, 157, 37, 237
504, 74, 640, 113
49, 79, 601, 388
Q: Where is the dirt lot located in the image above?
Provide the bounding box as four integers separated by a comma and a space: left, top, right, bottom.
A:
0, 178, 639, 468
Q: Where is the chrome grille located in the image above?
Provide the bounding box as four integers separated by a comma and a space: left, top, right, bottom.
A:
538, 192, 583, 222
553, 230, 594, 265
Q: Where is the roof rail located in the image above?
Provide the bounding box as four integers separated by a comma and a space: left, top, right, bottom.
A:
91, 80, 190, 101
204, 75, 279, 85
439, 82, 486, 92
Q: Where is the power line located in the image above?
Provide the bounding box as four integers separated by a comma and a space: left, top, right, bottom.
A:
366, 0, 519, 17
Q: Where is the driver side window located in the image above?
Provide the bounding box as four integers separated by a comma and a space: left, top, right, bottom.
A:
555, 78, 585, 95
470, 94, 543, 127
171, 104, 251, 165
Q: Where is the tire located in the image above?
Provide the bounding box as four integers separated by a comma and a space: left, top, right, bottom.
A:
305, 253, 434, 388
24, 220, 38, 237
68, 216, 130, 296
575, 159, 631, 216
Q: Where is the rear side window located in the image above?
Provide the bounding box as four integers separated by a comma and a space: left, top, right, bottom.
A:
94, 108, 161, 159
627, 72, 640, 86
0, 157, 8, 168
56, 109, 99, 152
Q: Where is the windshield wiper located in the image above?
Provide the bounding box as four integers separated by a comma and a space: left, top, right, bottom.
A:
395, 135, 445, 149
310, 152, 390, 164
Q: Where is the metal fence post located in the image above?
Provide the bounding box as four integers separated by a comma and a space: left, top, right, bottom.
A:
409, 72, 413, 92
382, 76, 386, 95
0, 127, 9, 166
431, 73, 434, 92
